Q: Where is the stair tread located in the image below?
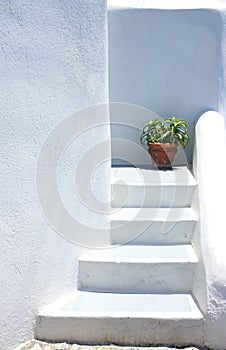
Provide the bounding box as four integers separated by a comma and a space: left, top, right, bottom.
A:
80, 244, 197, 263
39, 291, 203, 319
111, 166, 197, 187
110, 207, 197, 221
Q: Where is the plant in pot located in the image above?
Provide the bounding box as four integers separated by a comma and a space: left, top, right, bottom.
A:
140, 116, 189, 169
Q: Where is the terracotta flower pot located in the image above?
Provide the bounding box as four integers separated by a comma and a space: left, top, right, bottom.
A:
148, 143, 178, 169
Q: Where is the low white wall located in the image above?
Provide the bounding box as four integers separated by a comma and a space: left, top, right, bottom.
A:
193, 111, 226, 349
108, 0, 226, 10
108, 6, 222, 165
0, 1, 108, 350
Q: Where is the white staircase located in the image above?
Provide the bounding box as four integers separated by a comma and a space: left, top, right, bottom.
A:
36, 166, 203, 346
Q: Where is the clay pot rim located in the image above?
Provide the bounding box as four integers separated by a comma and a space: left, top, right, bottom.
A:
148, 142, 178, 147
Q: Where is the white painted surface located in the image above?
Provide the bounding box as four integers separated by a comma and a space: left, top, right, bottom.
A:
0, 1, 108, 350
36, 292, 203, 345
80, 244, 197, 261
38, 291, 203, 317
110, 207, 197, 245
112, 166, 197, 185
108, 0, 226, 10
111, 167, 197, 207
193, 111, 226, 349
110, 207, 197, 221
108, 7, 222, 165
79, 244, 197, 293
36, 164, 201, 345
36, 316, 204, 346
3, 1, 226, 347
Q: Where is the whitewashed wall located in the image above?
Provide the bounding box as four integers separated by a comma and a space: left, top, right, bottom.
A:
0, 1, 108, 350
193, 111, 226, 349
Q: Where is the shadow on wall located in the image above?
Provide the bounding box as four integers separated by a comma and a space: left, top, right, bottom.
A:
108, 8, 221, 165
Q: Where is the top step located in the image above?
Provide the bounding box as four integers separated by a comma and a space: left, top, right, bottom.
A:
111, 166, 197, 208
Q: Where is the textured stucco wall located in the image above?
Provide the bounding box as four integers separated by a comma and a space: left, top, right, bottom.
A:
0, 1, 108, 350
193, 111, 226, 349
108, 7, 222, 165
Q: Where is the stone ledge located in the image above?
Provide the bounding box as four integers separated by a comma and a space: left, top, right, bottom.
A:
108, 0, 226, 10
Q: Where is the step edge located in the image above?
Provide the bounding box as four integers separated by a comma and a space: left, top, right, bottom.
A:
112, 182, 197, 187
37, 291, 203, 320
79, 258, 198, 263
110, 208, 198, 222
37, 311, 203, 320
79, 244, 198, 262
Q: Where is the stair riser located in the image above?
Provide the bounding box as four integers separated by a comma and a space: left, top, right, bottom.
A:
111, 185, 196, 208
36, 316, 203, 346
111, 220, 196, 245
79, 261, 196, 293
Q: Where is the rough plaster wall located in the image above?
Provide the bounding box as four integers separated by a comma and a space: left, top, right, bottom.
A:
0, 1, 108, 350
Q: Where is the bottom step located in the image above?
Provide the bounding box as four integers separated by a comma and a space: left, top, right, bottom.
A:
36, 291, 203, 346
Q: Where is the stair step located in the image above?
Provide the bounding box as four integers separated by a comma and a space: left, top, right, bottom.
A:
79, 245, 197, 293
36, 291, 203, 345
111, 166, 197, 208
110, 207, 197, 244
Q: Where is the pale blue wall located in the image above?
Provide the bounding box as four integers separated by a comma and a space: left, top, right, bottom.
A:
109, 9, 222, 165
